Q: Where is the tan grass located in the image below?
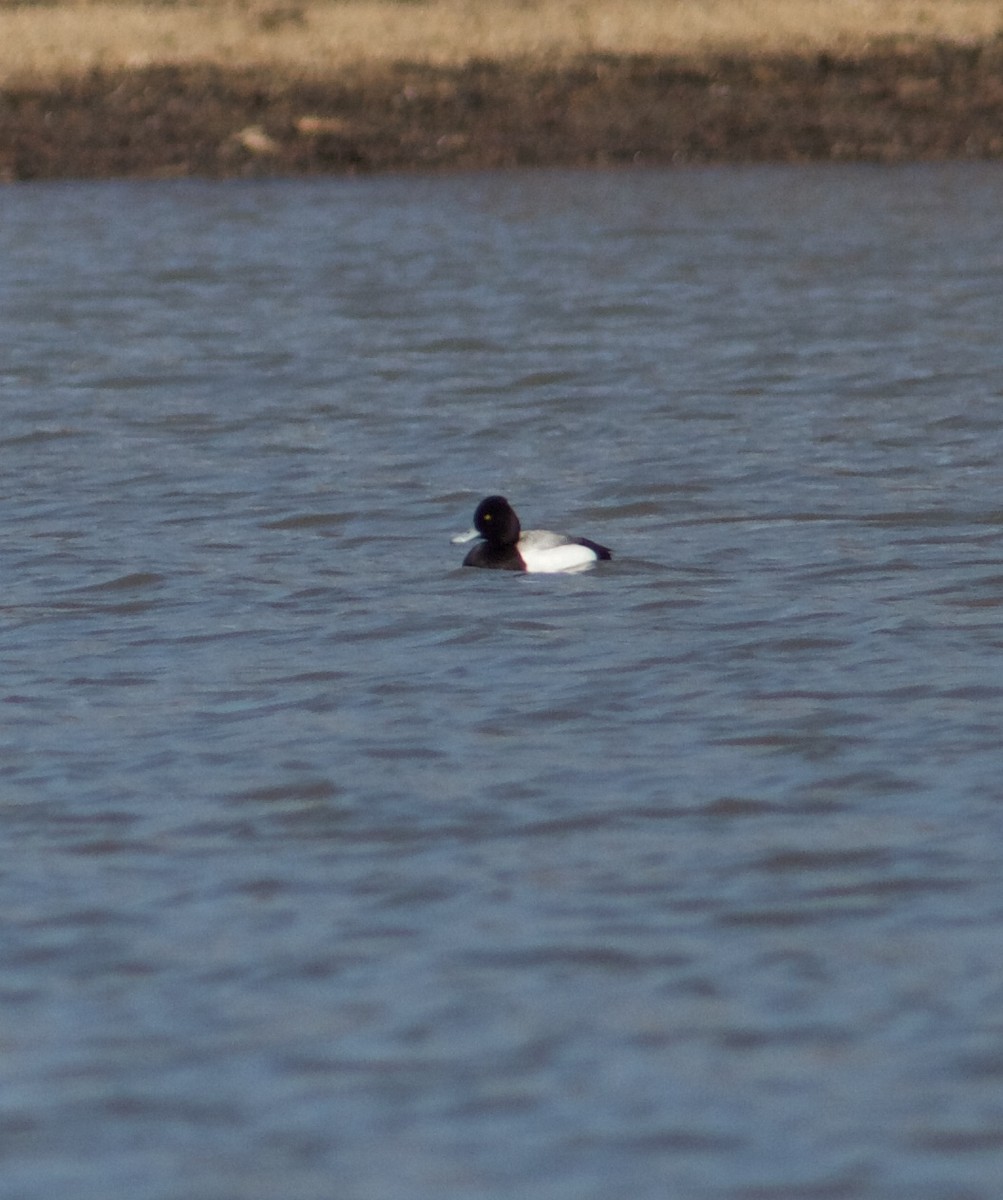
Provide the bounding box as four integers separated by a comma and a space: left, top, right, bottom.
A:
3, 0, 1003, 84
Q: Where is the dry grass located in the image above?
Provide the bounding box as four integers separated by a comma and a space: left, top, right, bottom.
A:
3, 0, 1003, 83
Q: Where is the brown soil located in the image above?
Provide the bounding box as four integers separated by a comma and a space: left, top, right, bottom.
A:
3, 39, 1003, 180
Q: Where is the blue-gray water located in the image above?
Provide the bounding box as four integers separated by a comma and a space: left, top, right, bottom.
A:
3, 165, 1003, 1199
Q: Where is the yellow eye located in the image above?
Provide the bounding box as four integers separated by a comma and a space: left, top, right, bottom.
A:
483, 513, 492, 521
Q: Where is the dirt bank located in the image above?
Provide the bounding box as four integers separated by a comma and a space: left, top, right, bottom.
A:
3, 39, 1003, 180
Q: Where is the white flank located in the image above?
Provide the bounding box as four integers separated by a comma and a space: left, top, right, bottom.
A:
518, 535, 598, 574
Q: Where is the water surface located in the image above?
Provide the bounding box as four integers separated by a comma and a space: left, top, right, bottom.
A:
2, 165, 1003, 1198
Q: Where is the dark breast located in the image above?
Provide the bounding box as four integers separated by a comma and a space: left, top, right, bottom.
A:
463, 543, 526, 570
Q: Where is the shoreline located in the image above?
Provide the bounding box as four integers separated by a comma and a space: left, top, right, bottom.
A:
4, 39, 1003, 181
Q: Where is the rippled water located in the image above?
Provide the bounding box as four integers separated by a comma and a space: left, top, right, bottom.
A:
3, 165, 1003, 1198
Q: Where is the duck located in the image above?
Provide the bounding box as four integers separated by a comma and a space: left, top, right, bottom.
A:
452, 495, 612, 573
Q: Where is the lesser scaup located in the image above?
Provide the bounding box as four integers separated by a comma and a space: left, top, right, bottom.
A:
452, 496, 612, 573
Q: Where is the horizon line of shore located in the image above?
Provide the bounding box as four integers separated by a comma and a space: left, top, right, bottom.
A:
4, 37, 1003, 181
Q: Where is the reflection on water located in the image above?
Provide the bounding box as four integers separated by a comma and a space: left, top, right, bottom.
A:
2, 165, 1003, 1198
